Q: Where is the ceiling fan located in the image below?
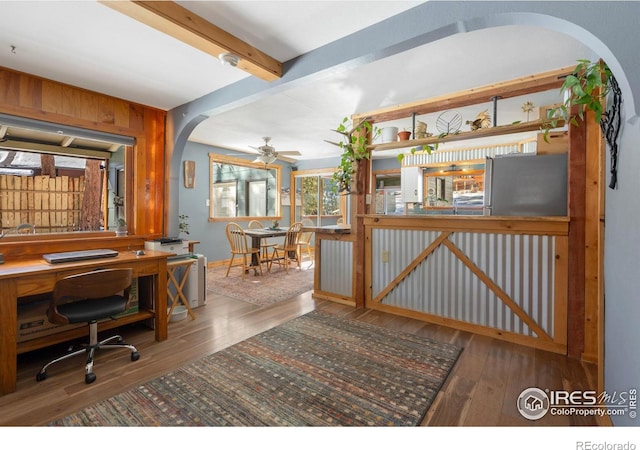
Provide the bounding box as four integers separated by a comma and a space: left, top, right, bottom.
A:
249, 137, 301, 164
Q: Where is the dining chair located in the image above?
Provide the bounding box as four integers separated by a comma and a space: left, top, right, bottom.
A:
297, 218, 314, 267
268, 222, 303, 273
248, 219, 277, 267
225, 222, 263, 280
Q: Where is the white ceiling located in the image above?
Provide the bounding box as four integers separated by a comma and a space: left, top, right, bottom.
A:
0, 1, 591, 161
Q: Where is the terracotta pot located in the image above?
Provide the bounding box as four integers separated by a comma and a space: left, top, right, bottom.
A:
398, 131, 411, 141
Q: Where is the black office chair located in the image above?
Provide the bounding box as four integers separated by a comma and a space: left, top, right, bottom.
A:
36, 268, 140, 384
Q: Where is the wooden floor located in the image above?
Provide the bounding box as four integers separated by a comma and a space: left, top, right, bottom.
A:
0, 288, 602, 426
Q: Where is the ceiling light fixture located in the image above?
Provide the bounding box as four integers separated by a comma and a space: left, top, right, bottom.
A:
254, 154, 277, 165
219, 52, 240, 67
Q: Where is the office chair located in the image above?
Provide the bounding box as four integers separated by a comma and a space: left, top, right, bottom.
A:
36, 268, 140, 384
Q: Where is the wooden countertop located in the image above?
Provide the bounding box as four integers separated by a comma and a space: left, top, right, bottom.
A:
303, 225, 351, 234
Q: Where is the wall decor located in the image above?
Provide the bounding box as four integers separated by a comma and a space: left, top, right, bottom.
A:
184, 160, 196, 188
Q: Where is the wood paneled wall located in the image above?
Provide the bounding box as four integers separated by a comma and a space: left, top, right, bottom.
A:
0, 66, 166, 256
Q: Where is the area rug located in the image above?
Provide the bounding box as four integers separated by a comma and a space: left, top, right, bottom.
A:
49, 310, 462, 426
206, 261, 314, 306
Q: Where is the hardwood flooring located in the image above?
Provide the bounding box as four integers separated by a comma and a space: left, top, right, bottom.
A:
0, 289, 602, 427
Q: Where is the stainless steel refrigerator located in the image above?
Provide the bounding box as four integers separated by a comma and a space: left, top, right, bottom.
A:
484, 153, 568, 216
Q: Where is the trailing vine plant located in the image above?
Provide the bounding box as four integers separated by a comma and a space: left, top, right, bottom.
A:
325, 117, 380, 193
544, 60, 622, 189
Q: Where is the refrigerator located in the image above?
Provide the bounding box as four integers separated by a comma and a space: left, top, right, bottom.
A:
484, 153, 568, 216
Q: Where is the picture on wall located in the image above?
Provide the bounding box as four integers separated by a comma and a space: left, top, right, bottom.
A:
184, 160, 196, 188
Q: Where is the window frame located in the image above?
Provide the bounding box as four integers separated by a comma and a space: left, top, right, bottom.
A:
208, 153, 281, 222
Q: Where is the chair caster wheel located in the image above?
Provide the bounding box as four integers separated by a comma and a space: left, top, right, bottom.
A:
131, 351, 140, 361
85, 373, 97, 384
36, 372, 47, 382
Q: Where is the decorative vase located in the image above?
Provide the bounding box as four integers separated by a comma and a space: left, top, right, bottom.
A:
398, 131, 411, 141
381, 127, 398, 143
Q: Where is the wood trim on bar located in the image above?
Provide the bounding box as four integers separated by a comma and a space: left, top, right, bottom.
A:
362, 215, 569, 236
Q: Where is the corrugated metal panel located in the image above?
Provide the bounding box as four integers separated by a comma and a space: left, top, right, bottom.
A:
371, 228, 555, 338
402, 142, 536, 166
320, 239, 353, 297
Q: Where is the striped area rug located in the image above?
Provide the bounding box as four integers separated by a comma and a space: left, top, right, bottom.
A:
50, 310, 462, 426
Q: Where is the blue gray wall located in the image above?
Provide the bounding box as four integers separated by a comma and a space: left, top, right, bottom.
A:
179, 141, 302, 263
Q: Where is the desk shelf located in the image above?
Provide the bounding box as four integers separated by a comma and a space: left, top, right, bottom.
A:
17, 310, 155, 354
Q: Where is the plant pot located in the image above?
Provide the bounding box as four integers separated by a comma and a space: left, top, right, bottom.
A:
398, 131, 411, 141
381, 127, 398, 143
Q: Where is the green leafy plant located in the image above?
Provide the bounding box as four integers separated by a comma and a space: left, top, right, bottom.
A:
325, 117, 380, 193
544, 59, 622, 188
544, 60, 613, 134
397, 143, 438, 162
178, 214, 190, 236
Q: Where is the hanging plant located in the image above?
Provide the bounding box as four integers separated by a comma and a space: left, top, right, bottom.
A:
544, 59, 622, 189
397, 143, 439, 163
325, 117, 380, 193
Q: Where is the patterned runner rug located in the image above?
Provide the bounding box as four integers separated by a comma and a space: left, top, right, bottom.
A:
207, 260, 314, 306
50, 310, 461, 426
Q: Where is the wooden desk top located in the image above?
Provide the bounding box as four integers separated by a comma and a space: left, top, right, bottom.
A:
0, 249, 170, 281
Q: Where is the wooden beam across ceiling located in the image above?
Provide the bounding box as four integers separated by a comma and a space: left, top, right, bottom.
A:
101, 0, 282, 82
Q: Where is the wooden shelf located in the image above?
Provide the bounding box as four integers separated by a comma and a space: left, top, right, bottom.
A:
17, 310, 155, 354
368, 118, 565, 152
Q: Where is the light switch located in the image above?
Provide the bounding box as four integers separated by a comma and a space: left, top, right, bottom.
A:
382, 250, 389, 263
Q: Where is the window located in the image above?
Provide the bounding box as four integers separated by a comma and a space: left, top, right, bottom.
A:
0, 114, 132, 235
292, 169, 345, 225
209, 153, 281, 221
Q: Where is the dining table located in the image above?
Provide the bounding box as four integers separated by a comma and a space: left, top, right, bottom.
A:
242, 227, 289, 269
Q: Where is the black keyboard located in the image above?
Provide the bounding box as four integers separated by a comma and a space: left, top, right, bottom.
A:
43, 249, 119, 264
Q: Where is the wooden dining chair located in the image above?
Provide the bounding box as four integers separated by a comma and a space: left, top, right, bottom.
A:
297, 218, 314, 267
225, 222, 262, 280
268, 222, 303, 273
248, 219, 277, 267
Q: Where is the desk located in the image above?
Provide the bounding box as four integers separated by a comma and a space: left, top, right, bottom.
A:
243, 227, 287, 267
0, 250, 169, 396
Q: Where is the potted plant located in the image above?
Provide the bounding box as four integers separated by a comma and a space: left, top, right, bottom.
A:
325, 117, 380, 193
115, 218, 127, 236
178, 214, 190, 237
398, 128, 412, 141
544, 59, 622, 188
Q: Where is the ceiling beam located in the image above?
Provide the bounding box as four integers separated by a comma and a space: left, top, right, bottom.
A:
100, 1, 282, 82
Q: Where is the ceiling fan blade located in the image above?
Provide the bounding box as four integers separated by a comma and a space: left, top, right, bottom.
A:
277, 150, 301, 156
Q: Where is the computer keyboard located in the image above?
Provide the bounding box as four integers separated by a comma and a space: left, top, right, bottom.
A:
43, 249, 119, 264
